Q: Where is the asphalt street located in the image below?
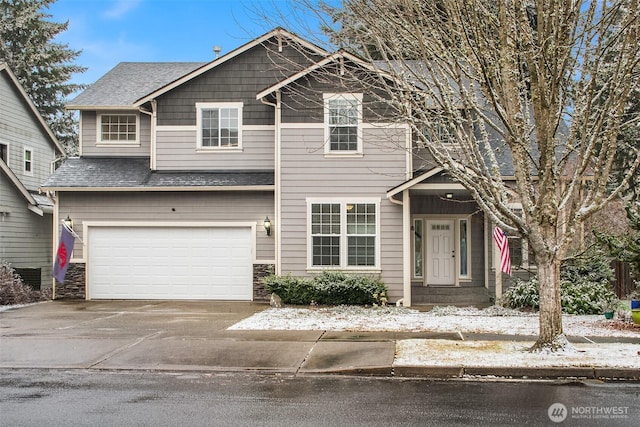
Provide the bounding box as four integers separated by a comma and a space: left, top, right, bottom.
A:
1, 369, 638, 426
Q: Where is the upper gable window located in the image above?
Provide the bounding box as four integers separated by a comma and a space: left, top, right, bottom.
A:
196, 102, 243, 150
24, 147, 33, 175
99, 114, 138, 144
324, 94, 362, 154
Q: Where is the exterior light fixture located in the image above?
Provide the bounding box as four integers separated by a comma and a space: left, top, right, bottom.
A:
264, 216, 272, 236
445, 193, 453, 199
62, 215, 73, 230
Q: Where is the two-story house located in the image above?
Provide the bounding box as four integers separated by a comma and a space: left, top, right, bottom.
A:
43, 28, 517, 305
1, 62, 66, 289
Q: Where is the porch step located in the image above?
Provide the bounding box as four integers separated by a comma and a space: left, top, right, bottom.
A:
411, 286, 493, 306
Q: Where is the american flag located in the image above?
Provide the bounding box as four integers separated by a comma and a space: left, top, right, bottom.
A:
493, 226, 512, 275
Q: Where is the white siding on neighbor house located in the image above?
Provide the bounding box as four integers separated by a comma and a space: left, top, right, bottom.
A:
154, 127, 274, 170
58, 191, 275, 262
279, 126, 408, 301
0, 173, 53, 288
0, 71, 56, 191
80, 111, 151, 157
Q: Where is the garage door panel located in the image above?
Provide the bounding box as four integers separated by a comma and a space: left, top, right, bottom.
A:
88, 226, 253, 300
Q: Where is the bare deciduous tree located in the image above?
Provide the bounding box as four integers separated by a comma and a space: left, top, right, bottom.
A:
254, 0, 640, 351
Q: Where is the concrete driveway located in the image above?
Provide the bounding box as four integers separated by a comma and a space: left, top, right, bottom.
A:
0, 300, 397, 374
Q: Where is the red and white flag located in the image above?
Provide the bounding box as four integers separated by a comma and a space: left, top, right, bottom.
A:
493, 226, 512, 275
53, 224, 75, 283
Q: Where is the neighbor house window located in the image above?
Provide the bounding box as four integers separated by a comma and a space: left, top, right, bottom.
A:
99, 114, 138, 143
24, 148, 33, 175
324, 94, 362, 153
0, 143, 7, 163
196, 102, 243, 149
309, 199, 379, 269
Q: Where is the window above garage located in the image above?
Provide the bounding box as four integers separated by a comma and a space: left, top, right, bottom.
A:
196, 102, 243, 152
98, 113, 139, 146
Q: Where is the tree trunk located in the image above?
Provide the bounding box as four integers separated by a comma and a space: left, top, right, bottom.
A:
530, 258, 569, 352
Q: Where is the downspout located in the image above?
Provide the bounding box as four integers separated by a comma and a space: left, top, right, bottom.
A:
260, 91, 281, 274
139, 100, 157, 170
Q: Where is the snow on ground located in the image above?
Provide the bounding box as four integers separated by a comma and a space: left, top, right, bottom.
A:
230, 305, 640, 369
229, 305, 639, 338
395, 340, 640, 369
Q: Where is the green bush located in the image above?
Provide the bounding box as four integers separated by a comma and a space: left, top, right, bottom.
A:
263, 270, 387, 306
500, 252, 617, 314
501, 277, 540, 310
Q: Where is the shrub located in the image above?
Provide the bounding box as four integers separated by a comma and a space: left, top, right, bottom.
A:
500, 277, 540, 310
0, 261, 52, 305
263, 270, 387, 306
500, 251, 617, 314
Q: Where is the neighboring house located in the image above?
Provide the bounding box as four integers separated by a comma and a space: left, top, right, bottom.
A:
42, 28, 524, 305
0, 62, 65, 289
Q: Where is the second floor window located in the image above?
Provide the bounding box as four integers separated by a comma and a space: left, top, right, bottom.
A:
196, 103, 243, 149
100, 114, 137, 142
324, 94, 362, 153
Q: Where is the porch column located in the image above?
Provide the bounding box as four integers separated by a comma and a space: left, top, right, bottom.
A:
403, 189, 411, 306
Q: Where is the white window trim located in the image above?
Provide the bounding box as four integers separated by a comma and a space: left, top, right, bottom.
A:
457, 218, 472, 280
23, 147, 33, 176
306, 197, 381, 271
196, 102, 243, 152
97, 113, 140, 145
323, 93, 363, 156
0, 141, 9, 164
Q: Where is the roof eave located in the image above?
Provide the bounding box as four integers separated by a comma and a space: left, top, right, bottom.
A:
0, 63, 66, 156
135, 28, 330, 107
39, 185, 276, 192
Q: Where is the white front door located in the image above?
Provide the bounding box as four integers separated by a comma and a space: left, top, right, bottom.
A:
426, 220, 455, 286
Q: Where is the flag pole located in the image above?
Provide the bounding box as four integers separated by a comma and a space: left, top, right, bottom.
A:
61, 220, 84, 244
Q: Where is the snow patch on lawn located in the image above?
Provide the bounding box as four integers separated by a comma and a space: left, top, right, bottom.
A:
394, 339, 640, 369
229, 305, 640, 338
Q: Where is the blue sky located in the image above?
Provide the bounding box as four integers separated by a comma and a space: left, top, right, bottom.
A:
47, 0, 330, 87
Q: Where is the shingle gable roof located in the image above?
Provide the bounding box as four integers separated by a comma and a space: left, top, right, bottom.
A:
66, 62, 206, 108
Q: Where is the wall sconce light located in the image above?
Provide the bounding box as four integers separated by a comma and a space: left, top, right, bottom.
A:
62, 215, 73, 230
263, 216, 272, 236
445, 193, 453, 199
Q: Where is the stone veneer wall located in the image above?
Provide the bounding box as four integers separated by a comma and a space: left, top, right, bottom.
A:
54, 262, 275, 301
253, 264, 274, 301
54, 263, 86, 299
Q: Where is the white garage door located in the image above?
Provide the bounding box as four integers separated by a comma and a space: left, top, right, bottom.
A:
87, 226, 253, 300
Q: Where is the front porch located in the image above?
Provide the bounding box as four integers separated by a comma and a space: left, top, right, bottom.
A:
411, 285, 493, 307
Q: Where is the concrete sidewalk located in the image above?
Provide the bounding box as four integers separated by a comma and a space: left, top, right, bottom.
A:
0, 300, 638, 380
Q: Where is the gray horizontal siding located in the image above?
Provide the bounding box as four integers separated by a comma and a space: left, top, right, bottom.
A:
0, 173, 53, 289
80, 111, 151, 157
155, 127, 274, 170
0, 71, 57, 191
279, 126, 408, 301
59, 191, 274, 262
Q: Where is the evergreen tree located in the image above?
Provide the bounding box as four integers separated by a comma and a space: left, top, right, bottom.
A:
0, 0, 85, 155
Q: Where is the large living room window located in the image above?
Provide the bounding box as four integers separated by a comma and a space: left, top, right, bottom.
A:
324, 93, 362, 154
309, 199, 379, 269
196, 102, 243, 149
99, 114, 138, 143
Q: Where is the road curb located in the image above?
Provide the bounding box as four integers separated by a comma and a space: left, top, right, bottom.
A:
390, 365, 640, 380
